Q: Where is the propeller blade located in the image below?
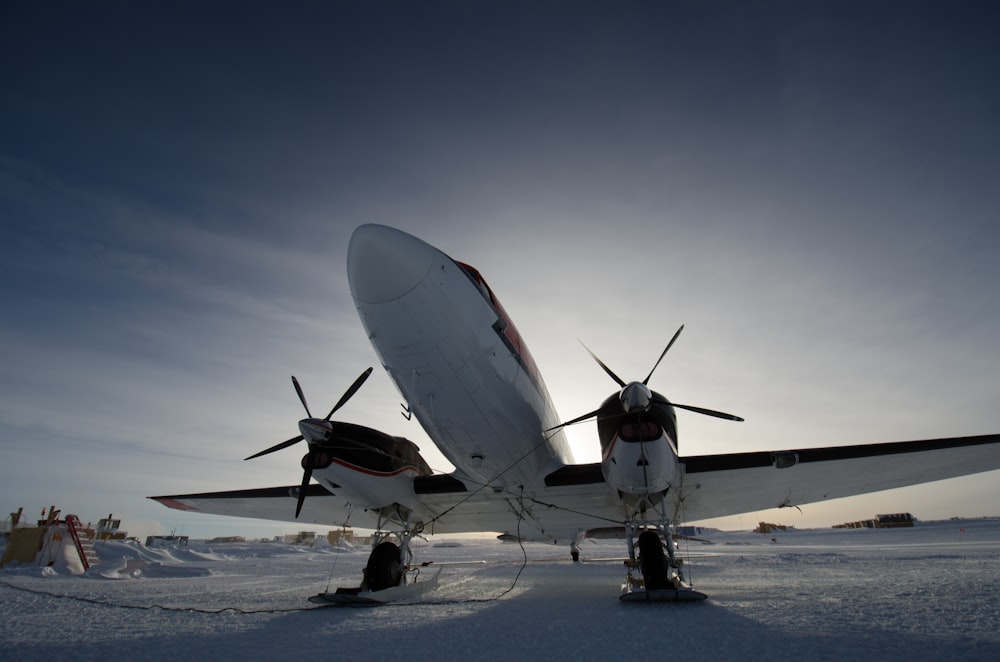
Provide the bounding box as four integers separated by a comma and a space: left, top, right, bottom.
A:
544, 407, 605, 434
292, 376, 312, 418
643, 324, 684, 385
323, 367, 374, 421
295, 458, 314, 518
579, 341, 626, 387
663, 400, 744, 422
244, 434, 304, 461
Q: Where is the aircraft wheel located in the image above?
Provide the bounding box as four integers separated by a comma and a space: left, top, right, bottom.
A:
364, 541, 403, 591
637, 531, 670, 590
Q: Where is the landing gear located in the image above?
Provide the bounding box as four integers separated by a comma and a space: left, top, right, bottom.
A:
363, 540, 404, 591
358, 511, 421, 592
637, 530, 670, 589
310, 510, 442, 605
621, 521, 706, 602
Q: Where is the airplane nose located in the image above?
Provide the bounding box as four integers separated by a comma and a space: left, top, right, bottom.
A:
348, 224, 438, 303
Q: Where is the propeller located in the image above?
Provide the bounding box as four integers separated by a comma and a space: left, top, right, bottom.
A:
580, 324, 684, 388
546, 325, 743, 434
651, 397, 744, 422
244, 367, 374, 517
243, 431, 305, 461
292, 375, 312, 418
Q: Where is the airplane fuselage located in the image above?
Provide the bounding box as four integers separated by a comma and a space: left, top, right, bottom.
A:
333, 224, 685, 518
347, 225, 576, 493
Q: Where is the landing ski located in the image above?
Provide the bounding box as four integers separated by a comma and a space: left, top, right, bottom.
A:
620, 585, 707, 602
310, 568, 442, 607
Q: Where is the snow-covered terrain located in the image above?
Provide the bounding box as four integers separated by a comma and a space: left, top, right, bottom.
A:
3, 519, 999, 661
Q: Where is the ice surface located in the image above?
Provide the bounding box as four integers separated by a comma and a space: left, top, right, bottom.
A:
2, 520, 999, 660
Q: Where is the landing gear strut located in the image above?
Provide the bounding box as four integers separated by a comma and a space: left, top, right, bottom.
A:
359, 510, 421, 591
621, 520, 707, 602
310, 512, 442, 606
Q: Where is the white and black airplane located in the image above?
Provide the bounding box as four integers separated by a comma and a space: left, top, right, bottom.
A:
152, 224, 1000, 602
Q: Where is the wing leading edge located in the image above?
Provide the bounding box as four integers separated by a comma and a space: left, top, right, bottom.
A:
674, 433, 1000, 522
148, 484, 378, 529
150, 475, 625, 541
151, 434, 1000, 536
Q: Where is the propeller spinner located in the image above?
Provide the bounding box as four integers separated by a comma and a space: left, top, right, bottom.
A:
245, 367, 373, 517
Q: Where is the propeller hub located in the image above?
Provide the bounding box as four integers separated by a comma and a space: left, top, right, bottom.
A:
620, 382, 652, 413
298, 419, 332, 443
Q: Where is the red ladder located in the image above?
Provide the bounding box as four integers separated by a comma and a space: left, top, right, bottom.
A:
64, 515, 99, 571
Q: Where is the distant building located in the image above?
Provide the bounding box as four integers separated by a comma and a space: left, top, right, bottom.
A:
2, 507, 102, 573
875, 513, 915, 528
96, 515, 127, 541
284, 531, 316, 544
146, 535, 190, 547
327, 529, 355, 545
833, 513, 916, 529
755, 522, 791, 534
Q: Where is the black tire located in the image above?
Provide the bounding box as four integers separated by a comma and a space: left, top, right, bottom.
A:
637, 530, 671, 590
364, 541, 403, 591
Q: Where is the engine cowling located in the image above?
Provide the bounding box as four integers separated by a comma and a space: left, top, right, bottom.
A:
309, 421, 432, 512
597, 388, 680, 503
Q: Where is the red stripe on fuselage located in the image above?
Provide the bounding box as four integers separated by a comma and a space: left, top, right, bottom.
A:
603, 434, 619, 462
330, 457, 423, 478
456, 261, 542, 389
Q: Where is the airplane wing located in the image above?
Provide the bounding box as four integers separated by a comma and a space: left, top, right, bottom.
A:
152, 434, 1000, 537
149, 484, 383, 529
151, 474, 625, 542
673, 433, 1000, 522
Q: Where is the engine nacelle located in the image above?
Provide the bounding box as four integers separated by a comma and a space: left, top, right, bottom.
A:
595, 390, 680, 503
307, 422, 431, 512
602, 422, 678, 496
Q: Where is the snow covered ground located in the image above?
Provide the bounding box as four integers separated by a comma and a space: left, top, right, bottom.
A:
2, 519, 999, 661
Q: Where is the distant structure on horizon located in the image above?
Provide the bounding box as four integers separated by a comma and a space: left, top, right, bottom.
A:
146, 534, 190, 547
754, 522, 793, 534
833, 513, 916, 529
2, 506, 127, 573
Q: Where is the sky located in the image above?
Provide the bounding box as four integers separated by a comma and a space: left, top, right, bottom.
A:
2, 1, 999, 540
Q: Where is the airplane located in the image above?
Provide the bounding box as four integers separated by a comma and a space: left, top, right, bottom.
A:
151, 224, 1000, 602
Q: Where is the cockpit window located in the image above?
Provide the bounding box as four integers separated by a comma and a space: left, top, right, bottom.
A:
457, 262, 495, 305
455, 260, 542, 389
